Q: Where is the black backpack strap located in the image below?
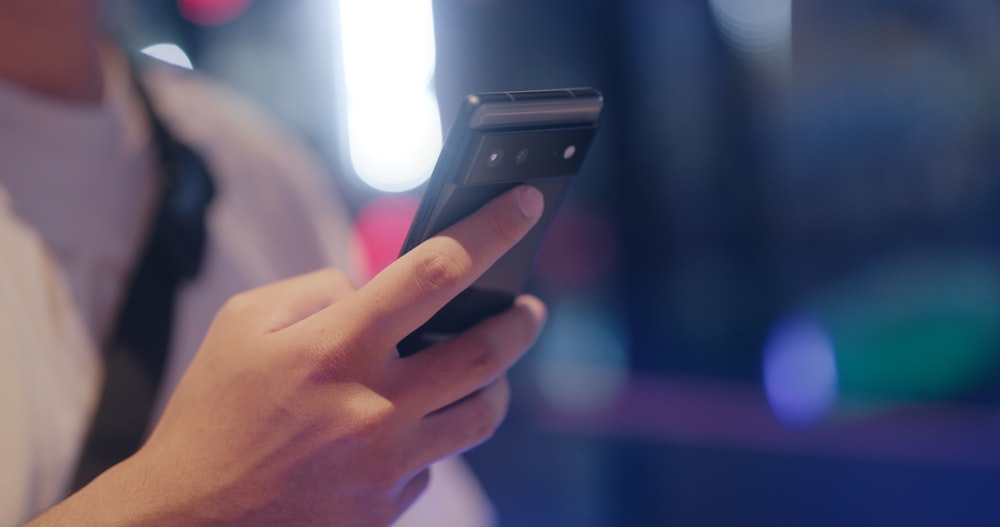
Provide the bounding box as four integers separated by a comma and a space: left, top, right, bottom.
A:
71, 57, 216, 490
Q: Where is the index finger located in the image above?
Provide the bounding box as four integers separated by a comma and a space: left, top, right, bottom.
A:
330, 185, 544, 352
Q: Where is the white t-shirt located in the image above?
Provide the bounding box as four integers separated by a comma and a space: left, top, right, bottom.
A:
0, 49, 492, 527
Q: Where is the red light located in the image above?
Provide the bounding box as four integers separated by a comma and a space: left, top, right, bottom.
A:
352, 195, 420, 282
179, 0, 252, 26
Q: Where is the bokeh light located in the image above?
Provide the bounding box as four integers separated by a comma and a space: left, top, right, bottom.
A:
708, 0, 791, 65
179, 0, 252, 26
817, 257, 1000, 406
333, 0, 441, 192
534, 298, 630, 414
140, 43, 194, 70
763, 315, 838, 426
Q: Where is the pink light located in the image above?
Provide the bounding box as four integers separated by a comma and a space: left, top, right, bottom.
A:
179, 0, 252, 26
352, 195, 419, 282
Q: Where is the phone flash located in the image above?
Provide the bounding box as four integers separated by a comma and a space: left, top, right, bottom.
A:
563, 145, 577, 160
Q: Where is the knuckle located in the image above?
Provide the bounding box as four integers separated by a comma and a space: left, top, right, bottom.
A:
465, 331, 503, 377
345, 393, 397, 441
351, 395, 395, 452
338, 396, 409, 492
375, 375, 408, 407
412, 250, 466, 294
487, 210, 521, 245
297, 325, 354, 378
220, 291, 249, 312
218, 291, 256, 322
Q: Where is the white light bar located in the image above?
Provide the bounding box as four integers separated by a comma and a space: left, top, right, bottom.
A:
334, 0, 441, 193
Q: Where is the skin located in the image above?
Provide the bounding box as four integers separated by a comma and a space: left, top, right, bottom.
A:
0, 0, 104, 102
4, 2, 549, 525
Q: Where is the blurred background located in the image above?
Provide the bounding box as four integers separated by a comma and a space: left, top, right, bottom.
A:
108, 0, 1000, 525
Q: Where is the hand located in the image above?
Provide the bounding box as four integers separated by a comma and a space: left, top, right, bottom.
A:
59, 186, 547, 527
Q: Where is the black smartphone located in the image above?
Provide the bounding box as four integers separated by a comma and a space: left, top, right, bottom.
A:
396, 88, 603, 356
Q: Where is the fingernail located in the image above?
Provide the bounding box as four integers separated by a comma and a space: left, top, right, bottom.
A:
517, 186, 544, 220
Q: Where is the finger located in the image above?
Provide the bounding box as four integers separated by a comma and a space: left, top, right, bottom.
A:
312, 185, 544, 353
408, 378, 511, 469
237, 268, 357, 334
388, 295, 545, 415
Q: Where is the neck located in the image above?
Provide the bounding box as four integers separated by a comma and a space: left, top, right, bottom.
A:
0, 1, 105, 102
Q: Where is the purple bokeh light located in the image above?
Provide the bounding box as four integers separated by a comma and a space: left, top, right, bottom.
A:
763, 315, 839, 426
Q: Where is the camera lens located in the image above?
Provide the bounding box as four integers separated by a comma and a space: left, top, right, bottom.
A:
515, 148, 530, 164
487, 148, 504, 168
563, 145, 577, 160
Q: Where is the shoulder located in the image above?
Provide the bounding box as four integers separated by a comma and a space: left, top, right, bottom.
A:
140, 62, 326, 195
139, 62, 357, 276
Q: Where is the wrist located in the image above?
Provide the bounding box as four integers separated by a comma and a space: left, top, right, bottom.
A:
25, 454, 189, 527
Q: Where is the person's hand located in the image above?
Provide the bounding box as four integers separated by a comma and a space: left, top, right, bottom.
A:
61, 186, 547, 527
